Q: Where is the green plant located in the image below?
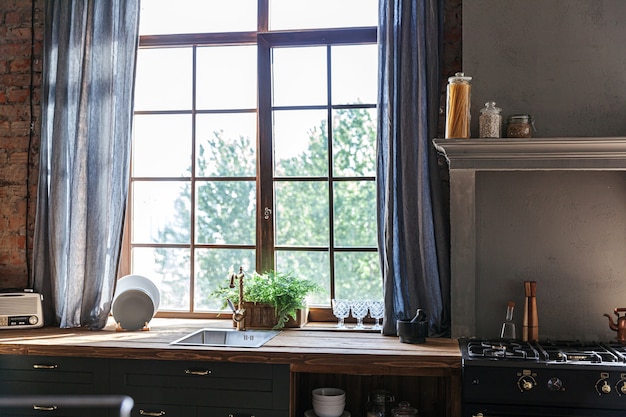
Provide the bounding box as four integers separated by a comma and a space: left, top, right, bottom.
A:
212, 270, 322, 329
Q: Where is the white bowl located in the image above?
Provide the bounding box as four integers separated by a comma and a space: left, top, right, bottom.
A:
305, 410, 350, 417
312, 398, 346, 406
312, 387, 346, 401
312, 402, 345, 417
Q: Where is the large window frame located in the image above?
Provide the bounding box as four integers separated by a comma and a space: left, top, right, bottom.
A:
120, 7, 378, 320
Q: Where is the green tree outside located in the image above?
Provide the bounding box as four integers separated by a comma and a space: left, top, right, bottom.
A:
153, 107, 381, 311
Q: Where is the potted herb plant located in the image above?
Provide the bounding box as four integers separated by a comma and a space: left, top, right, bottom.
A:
212, 270, 322, 329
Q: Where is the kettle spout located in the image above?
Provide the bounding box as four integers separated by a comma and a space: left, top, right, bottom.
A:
605, 313, 619, 331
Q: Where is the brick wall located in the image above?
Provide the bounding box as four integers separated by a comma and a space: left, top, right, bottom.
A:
0, 0, 461, 290
0, 0, 42, 289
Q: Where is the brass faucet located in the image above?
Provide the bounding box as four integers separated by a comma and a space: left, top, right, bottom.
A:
228, 266, 246, 331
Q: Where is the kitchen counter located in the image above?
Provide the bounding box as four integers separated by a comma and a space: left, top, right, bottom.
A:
0, 318, 462, 417
0, 318, 461, 376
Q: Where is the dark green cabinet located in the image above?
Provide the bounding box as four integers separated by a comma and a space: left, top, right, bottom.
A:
109, 359, 289, 417
0, 355, 290, 417
0, 355, 109, 416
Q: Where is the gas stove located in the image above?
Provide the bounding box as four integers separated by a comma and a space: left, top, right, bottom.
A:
460, 338, 626, 416
464, 339, 626, 365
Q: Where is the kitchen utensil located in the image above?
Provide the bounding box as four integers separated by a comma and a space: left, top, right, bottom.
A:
522, 281, 530, 341
397, 309, 428, 344
604, 307, 626, 345
500, 301, 516, 340
528, 281, 538, 341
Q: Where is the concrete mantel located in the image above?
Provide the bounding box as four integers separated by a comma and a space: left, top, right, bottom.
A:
434, 137, 626, 339
433, 137, 626, 171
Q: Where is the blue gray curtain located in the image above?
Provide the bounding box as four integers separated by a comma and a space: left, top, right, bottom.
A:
377, 0, 450, 336
32, 0, 140, 329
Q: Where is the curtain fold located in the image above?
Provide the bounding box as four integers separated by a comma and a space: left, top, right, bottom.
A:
32, 0, 140, 329
377, 0, 450, 336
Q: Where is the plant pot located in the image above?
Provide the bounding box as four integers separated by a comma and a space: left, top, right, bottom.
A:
237, 302, 309, 329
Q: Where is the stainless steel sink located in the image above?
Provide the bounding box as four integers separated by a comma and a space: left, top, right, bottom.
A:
170, 328, 280, 348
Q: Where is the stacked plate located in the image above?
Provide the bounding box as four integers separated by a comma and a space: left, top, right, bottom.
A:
112, 275, 160, 331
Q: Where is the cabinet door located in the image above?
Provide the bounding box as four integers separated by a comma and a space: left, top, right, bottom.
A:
0, 355, 110, 417
110, 359, 289, 414
0, 355, 109, 396
197, 406, 289, 417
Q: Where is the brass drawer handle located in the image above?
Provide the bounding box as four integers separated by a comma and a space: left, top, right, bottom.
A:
185, 369, 211, 376
32, 364, 58, 369
139, 410, 166, 416
33, 405, 57, 411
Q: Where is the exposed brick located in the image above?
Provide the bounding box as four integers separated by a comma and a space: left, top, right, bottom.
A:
10, 58, 31, 73
7, 87, 29, 102
0, 0, 43, 289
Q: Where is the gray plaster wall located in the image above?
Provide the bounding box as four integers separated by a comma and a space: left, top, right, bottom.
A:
463, 0, 626, 138
475, 171, 626, 341
459, 1, 626, 340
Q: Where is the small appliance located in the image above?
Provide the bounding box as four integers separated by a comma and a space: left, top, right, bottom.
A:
0, 292, 43, 329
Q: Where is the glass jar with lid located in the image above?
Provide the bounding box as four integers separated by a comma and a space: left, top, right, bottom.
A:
445, 72, 472, 139
366, 389, 396, 417
391, 401, 419, 417
479, 101, 502, 138
506, 114, 534, 138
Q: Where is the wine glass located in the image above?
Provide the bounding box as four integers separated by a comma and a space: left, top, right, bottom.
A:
331, 299, 351, 328
368, 300, 384, 330
350, 300, 369, 330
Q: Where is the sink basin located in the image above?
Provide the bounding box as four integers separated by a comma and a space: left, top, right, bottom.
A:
170, 328, 280, 348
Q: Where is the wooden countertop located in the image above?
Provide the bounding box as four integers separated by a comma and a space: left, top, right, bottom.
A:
0, 318, 461, 377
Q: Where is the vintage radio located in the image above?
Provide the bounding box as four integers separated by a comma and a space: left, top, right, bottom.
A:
0, 292, 43, 329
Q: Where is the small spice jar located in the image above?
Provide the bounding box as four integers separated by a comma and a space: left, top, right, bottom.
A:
506, 114, 534, 138
479, 101, 502, 138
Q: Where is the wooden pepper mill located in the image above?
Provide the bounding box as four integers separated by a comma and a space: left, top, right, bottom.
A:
523, 281, 538, 342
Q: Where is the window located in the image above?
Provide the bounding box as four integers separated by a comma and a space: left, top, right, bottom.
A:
124, 0, 380, 317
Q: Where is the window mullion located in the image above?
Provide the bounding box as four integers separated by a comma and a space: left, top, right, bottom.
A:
256, 35, 274, 273
189, 46, 198, 312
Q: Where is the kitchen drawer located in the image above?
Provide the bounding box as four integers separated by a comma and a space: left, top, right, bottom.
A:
197, 406, 289, 417
110, 359, 289, 413
129, 402, 193, 417
0, 355, 109, 395
0, 406, 107, 417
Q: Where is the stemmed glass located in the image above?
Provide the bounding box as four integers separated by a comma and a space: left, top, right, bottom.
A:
368, 300, 384, 330
350, 300, 369, 330
331, 299, 351, 329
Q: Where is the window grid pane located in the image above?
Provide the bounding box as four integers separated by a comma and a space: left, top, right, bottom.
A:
130, 3, 378, 315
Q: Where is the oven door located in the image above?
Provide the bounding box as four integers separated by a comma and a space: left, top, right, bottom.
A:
465, 404, 626, 417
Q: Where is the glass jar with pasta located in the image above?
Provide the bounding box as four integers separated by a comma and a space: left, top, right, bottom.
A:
445, 72, 472, 139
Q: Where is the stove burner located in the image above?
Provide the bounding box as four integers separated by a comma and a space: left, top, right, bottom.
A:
467, 340, 539, 360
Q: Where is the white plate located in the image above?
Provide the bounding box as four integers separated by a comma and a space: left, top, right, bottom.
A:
304, 410, 350, 417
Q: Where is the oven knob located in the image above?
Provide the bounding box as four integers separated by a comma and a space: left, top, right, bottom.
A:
616, 380, 626, 396
517, 375, 536, 391
595, 379, 612, 395
547, 377, 563, 391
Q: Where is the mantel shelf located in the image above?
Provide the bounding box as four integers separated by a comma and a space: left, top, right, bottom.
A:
433, 137, 626, 170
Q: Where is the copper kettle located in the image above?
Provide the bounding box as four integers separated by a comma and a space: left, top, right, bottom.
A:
604, 308, 626, 345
